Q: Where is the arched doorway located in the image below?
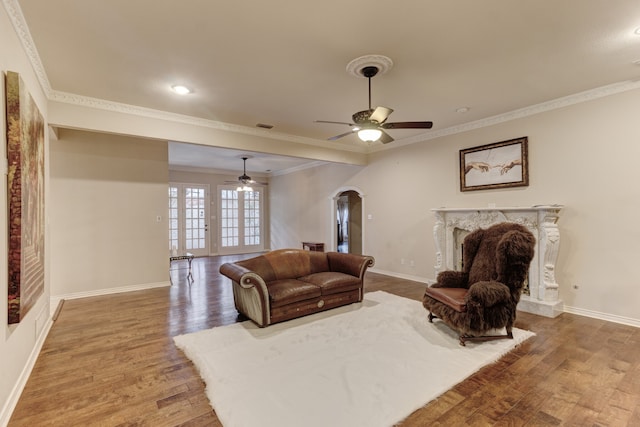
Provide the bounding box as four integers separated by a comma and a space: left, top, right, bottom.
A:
331, 187, 364, 254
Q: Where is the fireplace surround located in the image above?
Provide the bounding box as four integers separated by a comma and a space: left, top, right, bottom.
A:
432, 205, 563, 317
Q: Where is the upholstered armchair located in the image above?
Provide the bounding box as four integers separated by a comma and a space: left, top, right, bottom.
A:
423, 222, 536, 346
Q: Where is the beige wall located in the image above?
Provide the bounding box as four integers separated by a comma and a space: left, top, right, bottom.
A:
0, 5, 51, 422
49, 129, 169, 297
270, 87, 640, 324
270, 163, 364, 250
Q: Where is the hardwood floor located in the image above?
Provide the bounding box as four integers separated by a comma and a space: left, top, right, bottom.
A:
9, 254, 640, 426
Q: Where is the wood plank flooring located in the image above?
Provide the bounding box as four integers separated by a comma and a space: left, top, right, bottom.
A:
9, 254, 640, 426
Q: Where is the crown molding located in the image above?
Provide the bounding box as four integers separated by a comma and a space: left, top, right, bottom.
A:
48, 90, 368, 153
169, 159, 328, 178
3, 0, 367, 155
3, 0, 52, 96
269, 160, 329, 177
7, 0, 640, 157
372, 78, 640, 152
168, 165, 269, 176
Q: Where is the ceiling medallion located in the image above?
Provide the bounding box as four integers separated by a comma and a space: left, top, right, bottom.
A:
346, 55, 393, 78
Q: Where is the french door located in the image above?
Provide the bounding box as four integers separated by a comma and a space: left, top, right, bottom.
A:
218, 185, 264, 254
168, 183, 210, 257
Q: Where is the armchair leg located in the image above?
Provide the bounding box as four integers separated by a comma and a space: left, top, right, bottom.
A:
459, 330, 514, 346
426, 312, 515, 347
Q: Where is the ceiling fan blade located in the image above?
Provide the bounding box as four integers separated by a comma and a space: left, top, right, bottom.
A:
328, 130, 356, 141
382, 121, 433, 129
379, 130, 394, 144
315, 120, 355, 127
369, 106, 394, 124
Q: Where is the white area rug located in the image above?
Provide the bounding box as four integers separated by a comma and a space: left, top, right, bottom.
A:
173, 291, 534, 427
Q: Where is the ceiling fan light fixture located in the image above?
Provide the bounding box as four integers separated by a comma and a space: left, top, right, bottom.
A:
358, 128, 382, 142
236, 185, 253, 192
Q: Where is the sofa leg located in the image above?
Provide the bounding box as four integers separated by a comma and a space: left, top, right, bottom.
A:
428, 312, 436, 323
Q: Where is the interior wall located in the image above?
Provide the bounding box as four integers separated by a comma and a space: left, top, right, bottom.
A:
168, 169, 271, 254
270, 164, 364, 250
0, 4, 51, 421
49, 129, 169, 297
270, 87, 640, 324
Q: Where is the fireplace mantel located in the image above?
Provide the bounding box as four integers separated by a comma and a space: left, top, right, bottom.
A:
432, 205, 563, 317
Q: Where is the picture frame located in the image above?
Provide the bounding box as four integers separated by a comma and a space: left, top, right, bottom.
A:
5, 71, 46, 324
459, 136, 528, 192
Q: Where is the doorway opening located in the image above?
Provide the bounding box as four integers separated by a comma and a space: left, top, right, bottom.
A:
333, 188, 364, 254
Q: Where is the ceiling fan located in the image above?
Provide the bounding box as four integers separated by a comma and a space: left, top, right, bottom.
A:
225, 156, 267, 190
316, 65, 433, 144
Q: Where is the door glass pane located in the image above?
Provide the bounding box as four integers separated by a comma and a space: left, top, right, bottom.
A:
185, 187, 207, 249
220, 190, 239, 248
168, 186, 179, 253
244, 191, 261, 246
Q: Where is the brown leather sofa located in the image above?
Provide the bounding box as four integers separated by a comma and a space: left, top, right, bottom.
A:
219, 249, 375, 327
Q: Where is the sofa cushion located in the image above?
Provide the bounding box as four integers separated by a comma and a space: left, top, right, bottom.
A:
264, 250, 322, 280
268, 279, 321, 308
298, 272, 361, 295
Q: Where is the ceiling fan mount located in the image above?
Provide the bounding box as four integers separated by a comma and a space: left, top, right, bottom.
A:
238, 156, 253, 184
315, 55, 433, 144
360, 65, 379, 79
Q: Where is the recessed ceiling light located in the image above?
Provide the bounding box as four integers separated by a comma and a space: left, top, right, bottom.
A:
635, 27, 640, 35
455, 107, 470, 113
171, 85, 191, 95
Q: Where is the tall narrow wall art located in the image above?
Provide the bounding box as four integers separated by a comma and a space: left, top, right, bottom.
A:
5, 71, 45, 324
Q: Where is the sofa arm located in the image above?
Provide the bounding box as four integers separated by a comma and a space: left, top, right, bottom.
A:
219, 262, 271, 326
326, 252, 375, 279
432, 270, 469, 288
466, 281, 511, 307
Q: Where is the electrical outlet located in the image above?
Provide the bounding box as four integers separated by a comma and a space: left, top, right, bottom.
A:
401, 258, 405, 265
410, 260, 415, 267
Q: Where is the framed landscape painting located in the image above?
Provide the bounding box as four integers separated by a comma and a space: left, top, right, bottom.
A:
459, 137, 529, 192
6, 71, 46, 324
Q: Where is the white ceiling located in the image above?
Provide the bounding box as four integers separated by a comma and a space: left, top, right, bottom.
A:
14, 0, 640, 174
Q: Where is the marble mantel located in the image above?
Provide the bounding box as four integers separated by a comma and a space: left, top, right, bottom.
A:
432, 205, 564, 317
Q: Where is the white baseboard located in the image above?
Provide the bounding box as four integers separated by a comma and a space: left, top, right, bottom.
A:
368, 270, 640, 328
563, 305, 640, 328
50, 280, 171, 316
367, 268, 433, 286
0, 316, 53, 427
